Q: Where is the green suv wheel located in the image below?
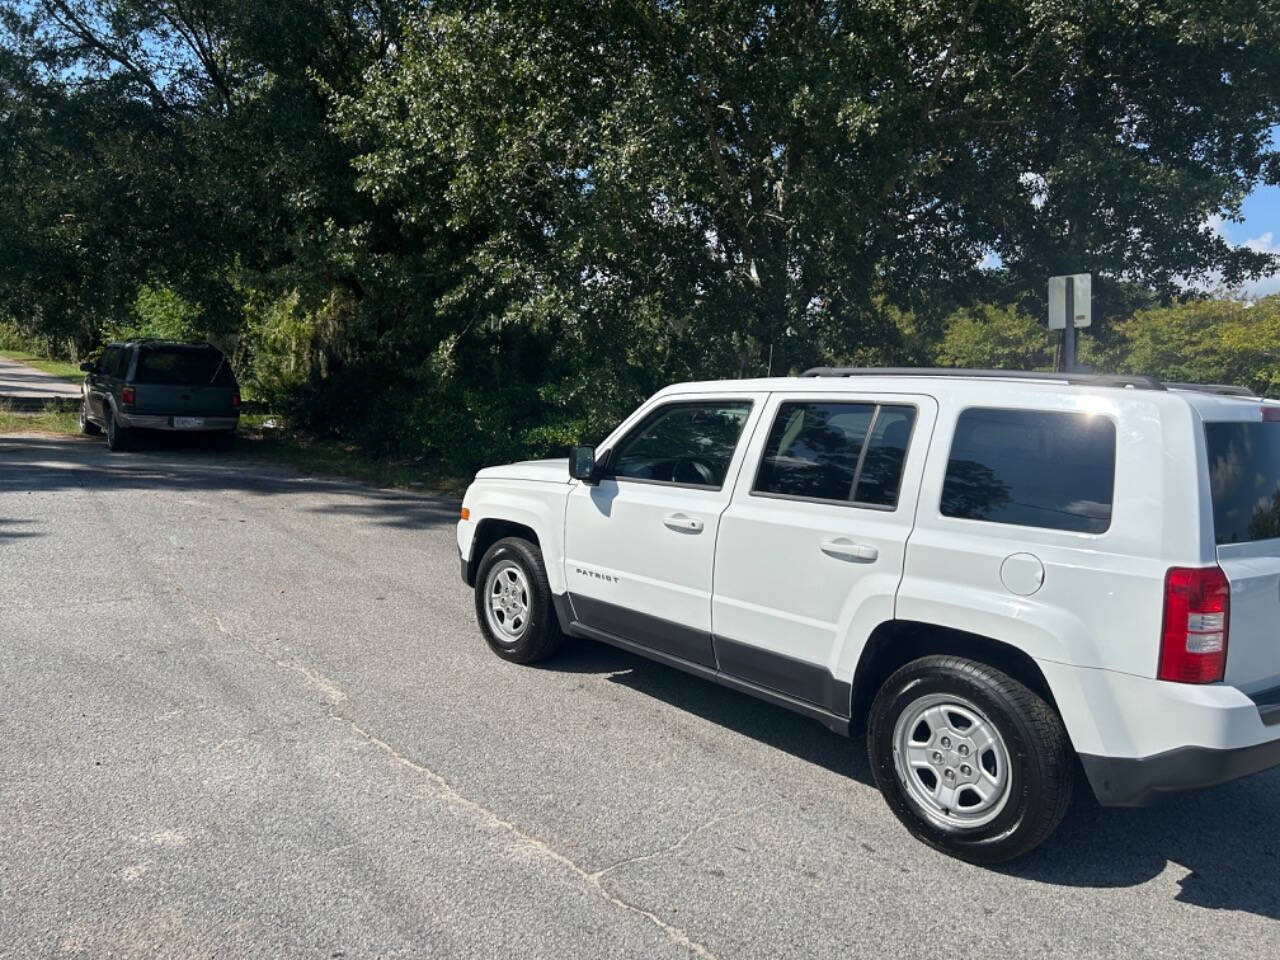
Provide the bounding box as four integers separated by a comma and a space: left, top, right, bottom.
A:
105, 412, 132, 451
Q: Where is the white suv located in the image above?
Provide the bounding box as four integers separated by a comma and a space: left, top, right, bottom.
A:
456, 368, 1280, 862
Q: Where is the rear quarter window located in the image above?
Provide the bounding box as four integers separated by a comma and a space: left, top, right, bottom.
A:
940, 407, 1116, 534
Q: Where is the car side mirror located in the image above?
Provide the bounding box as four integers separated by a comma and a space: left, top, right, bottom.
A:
79, 362, 94, 373
569, 445, 598, 484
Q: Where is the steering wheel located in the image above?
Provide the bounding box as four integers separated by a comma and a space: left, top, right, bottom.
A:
672, 459, 716, 485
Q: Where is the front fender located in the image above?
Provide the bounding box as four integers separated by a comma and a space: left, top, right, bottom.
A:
458, 480, 569, 595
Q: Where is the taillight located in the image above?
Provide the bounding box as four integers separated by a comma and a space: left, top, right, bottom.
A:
232, 390, 241, 409
121, 386, 136, 406
1158, 567, 1230, 683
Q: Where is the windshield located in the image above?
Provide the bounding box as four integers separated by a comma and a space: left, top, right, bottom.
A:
133, 347, 234, 386
1205, 421, 1280, 545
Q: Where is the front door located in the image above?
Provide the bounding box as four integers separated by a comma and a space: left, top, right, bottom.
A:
87, 347, 118, 420
563, 396, 763, 668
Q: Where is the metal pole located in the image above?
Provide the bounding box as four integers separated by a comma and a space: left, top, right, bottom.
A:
1063, 277, 1076, 372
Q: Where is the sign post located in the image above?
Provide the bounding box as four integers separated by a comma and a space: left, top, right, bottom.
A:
1048, 273, 1091, 372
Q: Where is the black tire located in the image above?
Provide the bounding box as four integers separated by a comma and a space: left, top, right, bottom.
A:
79, 399, 101, 435
210, 430, 236, 451
105, 410, 132, 451
473, 537, 565, 664
867, 655, 1073, 865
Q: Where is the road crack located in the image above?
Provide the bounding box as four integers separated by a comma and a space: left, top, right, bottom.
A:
193, 599, 720, 958
331, 710, 722, 959
590, 801, 774, 883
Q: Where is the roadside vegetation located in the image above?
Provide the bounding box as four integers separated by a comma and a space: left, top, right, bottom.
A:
2, 2, 1278, 477
0, 402, 78, 435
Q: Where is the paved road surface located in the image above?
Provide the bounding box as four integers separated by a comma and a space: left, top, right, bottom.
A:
0, 356, 80, 399
2, 433, 1278, 959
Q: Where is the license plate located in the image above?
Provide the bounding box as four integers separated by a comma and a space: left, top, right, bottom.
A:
173, 417, 205, 429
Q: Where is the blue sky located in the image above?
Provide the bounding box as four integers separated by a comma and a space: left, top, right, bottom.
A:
1215, 125, 1280, 297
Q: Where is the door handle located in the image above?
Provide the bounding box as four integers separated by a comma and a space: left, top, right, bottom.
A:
820, 538, 878, 563
663, 513, 704, 533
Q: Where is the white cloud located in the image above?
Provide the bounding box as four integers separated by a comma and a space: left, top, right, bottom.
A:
1241, 230, 1280, 297
1184, 217, 1280, 299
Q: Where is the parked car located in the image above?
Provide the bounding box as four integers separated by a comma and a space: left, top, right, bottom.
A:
457, 368, 1280, 863
79, 340, 240, 451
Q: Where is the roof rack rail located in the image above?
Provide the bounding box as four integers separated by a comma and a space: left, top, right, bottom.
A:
1163, 382, 1258, 398
799, 367, 1166, 391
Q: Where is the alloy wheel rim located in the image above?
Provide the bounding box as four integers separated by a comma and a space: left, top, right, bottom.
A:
891, 693, 1013, 831
483, 560, 531, 644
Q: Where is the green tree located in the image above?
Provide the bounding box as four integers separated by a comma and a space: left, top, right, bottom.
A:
1104, 294, 1280, 395
935, 304, 1059, 371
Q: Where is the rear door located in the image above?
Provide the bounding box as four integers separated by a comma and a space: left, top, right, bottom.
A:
563, 395, 763, 667
1203, 412, 1280, 691
131, 346, 238, 416
712, 392, 936, 709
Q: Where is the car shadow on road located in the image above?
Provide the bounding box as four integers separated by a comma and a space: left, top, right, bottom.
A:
542, 638, 875, 785
0, 435, 459, 530
546, 636, 1280, 920
1006, 774, 1280, 919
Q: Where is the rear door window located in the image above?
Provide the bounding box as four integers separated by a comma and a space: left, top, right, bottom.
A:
111, 348, 131, 379
134, 348, 233, 386
753, 401, 917, 508
1205, 421, 1280, 544
941, 408, 1116, 534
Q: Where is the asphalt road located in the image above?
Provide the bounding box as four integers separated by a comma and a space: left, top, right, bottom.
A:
3, 433, 1279, 959
0, 356, 80, 399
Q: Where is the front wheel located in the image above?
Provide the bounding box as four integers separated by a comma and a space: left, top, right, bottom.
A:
867, 655, 1073, 864
473, 537, 565, 664
79, 399, 101, 435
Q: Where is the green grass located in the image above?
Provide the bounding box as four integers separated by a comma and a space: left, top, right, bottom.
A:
0, 404, 79, 434
0, 350, 85, 384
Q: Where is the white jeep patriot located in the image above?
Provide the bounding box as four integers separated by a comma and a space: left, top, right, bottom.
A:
457, 368, 1280, 862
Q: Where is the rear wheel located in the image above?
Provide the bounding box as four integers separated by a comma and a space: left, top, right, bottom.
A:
473, 537, 565, 664
105, 411, 132, 451
867, 655, 1072, 864
79, 399, 101, 435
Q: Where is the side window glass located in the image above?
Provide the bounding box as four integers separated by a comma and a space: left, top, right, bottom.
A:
611, 402, 752, 488
113, 348, 131, 379
753, 401, 916, 507
98, 348, 116, 375
941, 408, 1116, 533
854, 406, 917, 508
754, 402, 875, 501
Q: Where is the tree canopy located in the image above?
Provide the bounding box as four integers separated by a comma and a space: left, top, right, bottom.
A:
2, 1, 1279, 469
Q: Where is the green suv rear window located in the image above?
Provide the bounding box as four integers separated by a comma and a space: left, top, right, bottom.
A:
134, 348, 234, 386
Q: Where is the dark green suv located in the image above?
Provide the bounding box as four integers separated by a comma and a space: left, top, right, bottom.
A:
79, 340, 241, 451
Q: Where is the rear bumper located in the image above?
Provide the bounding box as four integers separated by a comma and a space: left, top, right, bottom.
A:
1040, 661, 1280, 806
1080, 738, 1280, 806
118, 413, 238, 431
